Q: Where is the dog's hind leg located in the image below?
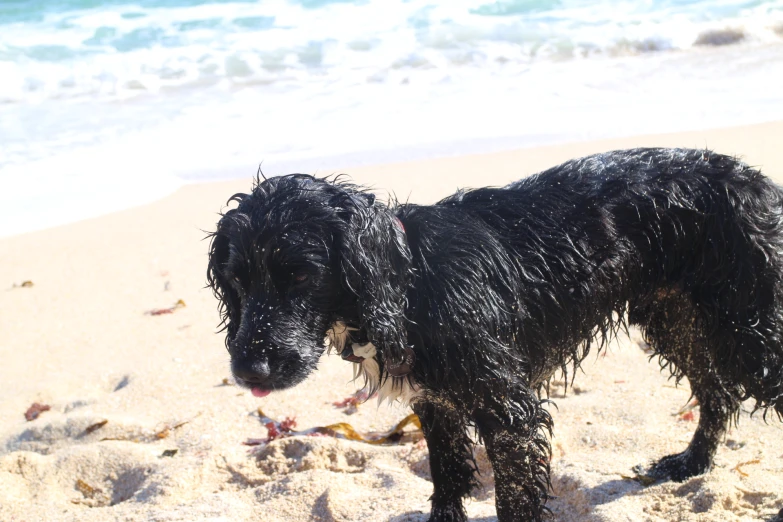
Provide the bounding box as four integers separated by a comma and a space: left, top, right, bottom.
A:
647, 374, 739, 481
634, 290, 741, 482
473, 384, 553, 522
413, 399, 478, 522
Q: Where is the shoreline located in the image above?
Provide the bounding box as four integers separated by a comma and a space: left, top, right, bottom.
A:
4, 118, 783, 241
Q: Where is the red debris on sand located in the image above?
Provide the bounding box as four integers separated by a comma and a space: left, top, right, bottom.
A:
265, 422, 280, 441
264, 417, 298, 443
279, 417, 297, 432
675, 398, 699, 422
333, 396, 361, 408
24, 403, 51, 421
679, 411, 696, 422
332, 391, 376, 414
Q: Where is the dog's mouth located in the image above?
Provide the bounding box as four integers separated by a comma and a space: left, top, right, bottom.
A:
234, 376, 275, 396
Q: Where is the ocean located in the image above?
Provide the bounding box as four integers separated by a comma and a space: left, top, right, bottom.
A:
1, 0, 783, 236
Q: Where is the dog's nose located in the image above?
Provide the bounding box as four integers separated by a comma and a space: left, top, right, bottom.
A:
232, 359, 271, 384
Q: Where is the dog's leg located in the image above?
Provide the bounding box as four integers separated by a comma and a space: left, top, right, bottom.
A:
474, 386, 552, 522
413, 399, 477, 522
633, 289, 742, 482
648, 376, 739, 482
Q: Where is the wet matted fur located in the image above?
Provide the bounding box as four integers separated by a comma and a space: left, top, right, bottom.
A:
207, 148, 783, 522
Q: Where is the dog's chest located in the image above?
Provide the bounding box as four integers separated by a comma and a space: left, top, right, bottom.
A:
327, 322, 421, 405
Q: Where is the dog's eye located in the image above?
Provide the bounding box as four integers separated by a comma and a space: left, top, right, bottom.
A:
294, 273, 309, 283
230, 276, 245, 292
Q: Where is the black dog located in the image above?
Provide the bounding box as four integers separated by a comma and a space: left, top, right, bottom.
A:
208, 148, 783, 522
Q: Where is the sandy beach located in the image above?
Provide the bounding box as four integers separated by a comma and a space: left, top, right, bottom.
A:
2, 121, 783, 522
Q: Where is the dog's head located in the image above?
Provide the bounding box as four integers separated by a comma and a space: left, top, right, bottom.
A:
207, 174, 412, 395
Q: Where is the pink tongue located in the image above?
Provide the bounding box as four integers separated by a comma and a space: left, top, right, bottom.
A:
251, 388, 271, 398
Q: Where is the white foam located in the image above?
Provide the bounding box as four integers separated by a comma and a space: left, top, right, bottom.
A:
0, 140, 183, 238
2, 0, 782, 103
3, 0, 783, 236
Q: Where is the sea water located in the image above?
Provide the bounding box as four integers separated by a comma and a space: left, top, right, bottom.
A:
1, 0, 783, 236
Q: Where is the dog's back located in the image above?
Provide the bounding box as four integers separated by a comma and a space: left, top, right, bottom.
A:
405, 148, 783, 404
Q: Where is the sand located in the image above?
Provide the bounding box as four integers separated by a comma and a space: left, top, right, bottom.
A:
2, 122, 783, 521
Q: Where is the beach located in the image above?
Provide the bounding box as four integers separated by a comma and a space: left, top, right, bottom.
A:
2, 121, 783, 521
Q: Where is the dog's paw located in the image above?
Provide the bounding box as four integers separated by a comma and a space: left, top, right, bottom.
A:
428, 504, 468, 522
768, 507, 783, 522
646, 449, 710, 482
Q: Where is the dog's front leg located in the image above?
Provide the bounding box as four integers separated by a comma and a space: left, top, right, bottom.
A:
413, 399, 478, 522
474, 386, 553, 522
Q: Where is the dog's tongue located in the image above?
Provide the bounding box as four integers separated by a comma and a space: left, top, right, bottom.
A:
251, 388, 271, 398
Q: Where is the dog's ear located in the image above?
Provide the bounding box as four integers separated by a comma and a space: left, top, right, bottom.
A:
207, 215, 242, 346
336, 192, 413, 370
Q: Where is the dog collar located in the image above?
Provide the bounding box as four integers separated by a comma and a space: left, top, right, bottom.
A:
395, 217, 405, 234
342, 341, 415, 378
340, 342, 373, 364
386, 346, 415, 377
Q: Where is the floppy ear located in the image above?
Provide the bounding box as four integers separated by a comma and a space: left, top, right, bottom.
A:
206, 217, 242, 347
337, 193, 413, 371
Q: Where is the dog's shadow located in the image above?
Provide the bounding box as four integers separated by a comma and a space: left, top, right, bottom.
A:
382, 476, 783, 522
554, 474, 782, 521
379, 472, 648, 522
547, 471, 652, 521
568, 476, 645, 506
388, 515, 496, 522
381, 476, 645, 522
308, 493, 499, 522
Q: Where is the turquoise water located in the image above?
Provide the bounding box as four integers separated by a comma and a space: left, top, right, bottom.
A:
1, 0, 783, 236
2, 0, 782, 103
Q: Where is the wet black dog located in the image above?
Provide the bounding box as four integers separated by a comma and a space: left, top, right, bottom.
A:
208, 148, 783, 522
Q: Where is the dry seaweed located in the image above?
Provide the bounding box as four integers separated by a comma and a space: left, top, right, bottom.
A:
146, 299, 186, 316
246, 409, 423, 447
84, 420, 109, 435
732, 459, 761, 477
160, 449, 178, 458
75, 479, 103, 499
155, 412, 201, 439
24, 402, 51, 421
98, 413, 201, 442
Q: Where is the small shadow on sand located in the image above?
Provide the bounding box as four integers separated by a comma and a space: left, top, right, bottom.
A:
582, 477, 645, 506
310, 491, 334, 522
547, 471, 649, 521
389, 514, 496, 522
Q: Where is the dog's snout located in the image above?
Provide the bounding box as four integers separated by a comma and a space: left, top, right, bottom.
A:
232, 358, 271, 385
